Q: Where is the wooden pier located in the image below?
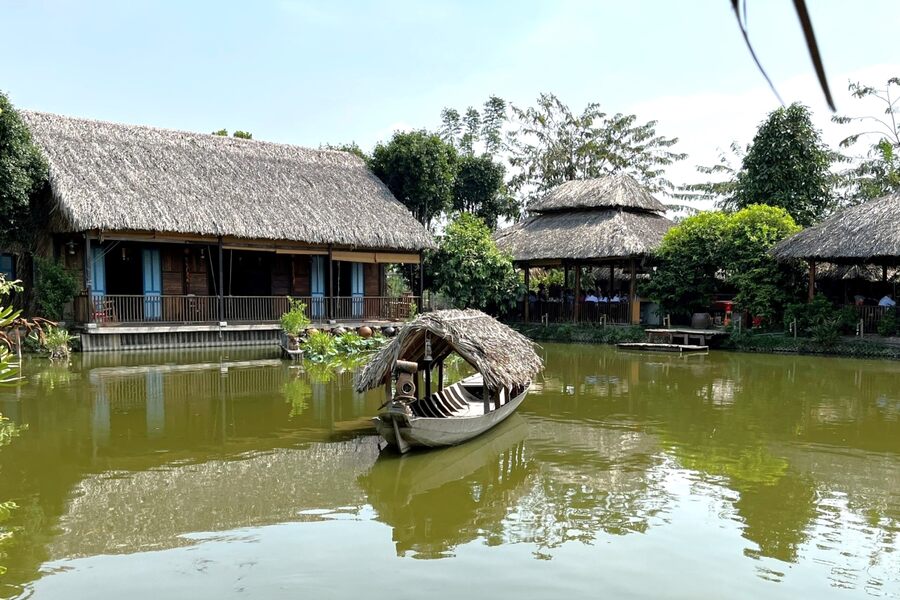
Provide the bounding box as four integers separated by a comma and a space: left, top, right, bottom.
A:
617, 342, 709, 354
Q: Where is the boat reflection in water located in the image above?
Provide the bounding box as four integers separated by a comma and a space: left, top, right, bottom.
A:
361, 415, 533, 559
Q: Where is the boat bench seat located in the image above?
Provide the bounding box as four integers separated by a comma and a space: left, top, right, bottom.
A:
410, 384, 508, 418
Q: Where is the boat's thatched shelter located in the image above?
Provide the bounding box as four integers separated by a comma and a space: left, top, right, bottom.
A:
21, 110, 433, 251
355, 309, 543, 393
772, 193, 900, 299
494, 174, 673, 323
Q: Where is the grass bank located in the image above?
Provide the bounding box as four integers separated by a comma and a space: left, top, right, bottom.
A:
510, 323, 645, 345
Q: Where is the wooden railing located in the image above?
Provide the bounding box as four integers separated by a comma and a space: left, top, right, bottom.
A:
846, 304, 899, 334
75, 294, 422, 326
516, 299, 631, 324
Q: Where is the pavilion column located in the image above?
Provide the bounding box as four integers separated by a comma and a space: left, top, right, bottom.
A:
217, 236, 224, 322
417, 251, 425, 313
523, 263, 531, 323
883, 265, 889, 283
629, 258, 639, 325
608, 264, 615, 297
573, 262, 581, 323
563, 264, 570, 290
83, 234, 93, 293
807, 260, 816, 302
327, 247, 334, 319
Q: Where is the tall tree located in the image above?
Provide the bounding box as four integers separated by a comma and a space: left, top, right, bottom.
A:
730, 103, 834, 226
0, 93, 47, 246
677, 142, 745, 208
452, 155, 517, 229
369, 130, 458, 230
507, 93, 685, 204
439, 96, 513, 229
833, 76, 900, 204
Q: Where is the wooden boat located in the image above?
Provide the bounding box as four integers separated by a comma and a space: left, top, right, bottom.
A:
355, 309, 543, 453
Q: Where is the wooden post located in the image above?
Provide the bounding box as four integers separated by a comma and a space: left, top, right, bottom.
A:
217, 237, 224, 321
608, 264, 615, 297
629, 258, 639, 325
424, 362, 432, 399
437, 360, 444, 390
523, 263, 531, 322
384, 375, 392, 404
483, 386, 490, 414
563, 264, 570, 289
808, 260, 816, 302
417, 251, 424, 313
415, 369, 421, 401
883, 264, 889, 283
573, 262, 581, 323
327, 247, 334, 319
83, 234, 92, 292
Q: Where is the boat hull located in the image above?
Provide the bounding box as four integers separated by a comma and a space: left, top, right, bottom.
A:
375, 386, 528, 452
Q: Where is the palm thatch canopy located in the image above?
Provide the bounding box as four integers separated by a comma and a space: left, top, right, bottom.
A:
495, 175, 672, 264
772, 193, 900, 264
355, 309, 543, 393
495, 209, 673, 263
21, 111, 433, 251
528, 174, 667, 214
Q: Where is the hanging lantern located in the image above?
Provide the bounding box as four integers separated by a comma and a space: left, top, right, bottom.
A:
424, 334, 433, 362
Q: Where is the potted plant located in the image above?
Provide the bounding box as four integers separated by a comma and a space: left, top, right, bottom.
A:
279, 298, 310, 351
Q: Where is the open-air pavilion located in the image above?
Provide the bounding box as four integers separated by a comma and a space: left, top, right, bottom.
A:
494, 174, 673, 325
772, 192, 899, 332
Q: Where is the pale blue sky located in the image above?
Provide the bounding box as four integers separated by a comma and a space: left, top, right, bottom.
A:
3, 0, 898, 184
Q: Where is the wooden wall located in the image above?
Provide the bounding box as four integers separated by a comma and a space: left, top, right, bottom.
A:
292, 256, 311, 296
364, 263, 380, 297
161, 247, 184, 295
272, 255, 292, 296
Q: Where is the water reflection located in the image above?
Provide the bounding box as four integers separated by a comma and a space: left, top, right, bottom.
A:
0, 346, 898, 599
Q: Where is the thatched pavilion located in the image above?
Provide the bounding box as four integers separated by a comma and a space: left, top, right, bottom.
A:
17, 110, 434, 350
772, 192, 899, 330
495, 174, 673, 324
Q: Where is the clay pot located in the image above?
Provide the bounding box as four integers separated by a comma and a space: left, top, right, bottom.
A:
382, 326, 396, 337
358, 326, 373, 339
691, 312, 712, 330
306, 327, 319, 337
334, 326, 347, 336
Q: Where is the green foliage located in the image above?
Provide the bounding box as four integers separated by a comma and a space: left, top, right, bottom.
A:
0, 93, 48, 246
783, 295, 857, 346
528, 268, 565, 292
30, 325, 74, 360
370, 130, 458, 229
642, 211, 728, 318
211, 129, 253, 139
322, 142, 370, 163
833, 77, 900, 204
385, 266, 410, 297
333, 331, 386, 355
677, 141, 744, 206
876, 312, 898, 337
440, 95, 508, 156
644, 206, 801, 321
507, 92, 685, 200
513, 323, 645, 345
426, 213, 521, 315
452, 154, 517, 229
730, 103, 835, 226
34, 257, 78, 320
302, 330, 337, 362
279, 298, 310, 337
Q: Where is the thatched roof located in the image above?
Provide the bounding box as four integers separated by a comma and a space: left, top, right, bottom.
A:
355, 309, 543, 393
528, 174, 667, 214
772, 193, 900, 263
21, 110, 434, 250
495, 209, 673, 263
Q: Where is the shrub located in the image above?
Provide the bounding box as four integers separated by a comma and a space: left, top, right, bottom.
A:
279, 298, 310, 337
783, 295, 856, 338
877, 312, 898, 337
30, 325, 75, 360
34, 258, 78, 320
302, 330, 337, 362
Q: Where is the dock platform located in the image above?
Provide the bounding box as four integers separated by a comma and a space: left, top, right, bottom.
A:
617, 342, 709, 354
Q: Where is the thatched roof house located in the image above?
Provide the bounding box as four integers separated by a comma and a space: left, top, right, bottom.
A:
494, 174, 673, 264
772, 192, 900, 264
355, 309, 543, 393
21, 110, 433, 251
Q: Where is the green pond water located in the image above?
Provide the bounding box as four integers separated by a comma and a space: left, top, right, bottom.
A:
1, 344, 899, 599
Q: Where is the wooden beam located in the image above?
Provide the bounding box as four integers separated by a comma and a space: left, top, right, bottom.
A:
808, 260, 816, 302
332, 250, 377, 263
417, 251, 424, 313
375, 252, 421, 264
629, 258, 639, 325
217, 237, 224, 321
83, 234, 92, 293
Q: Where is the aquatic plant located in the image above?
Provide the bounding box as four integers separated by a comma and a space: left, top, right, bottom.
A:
302, 330, 338, 362
30, 325, 75, 360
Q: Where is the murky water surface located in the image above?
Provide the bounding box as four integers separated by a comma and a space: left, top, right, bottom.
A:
1, 344, 899, 599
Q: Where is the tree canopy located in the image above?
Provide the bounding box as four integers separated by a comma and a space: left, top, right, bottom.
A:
370, 130, 458, 230
452, 154, 517, 230
729, 103, 834, 226
833, 76, 900, 204
507, 93, 685, 204
643, 205, 801, 322
426, 213, 520, 315
0, 93, 47, 246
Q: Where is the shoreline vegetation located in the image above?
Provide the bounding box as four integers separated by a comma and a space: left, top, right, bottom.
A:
509, 322, 900, 360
